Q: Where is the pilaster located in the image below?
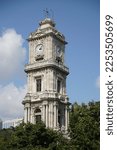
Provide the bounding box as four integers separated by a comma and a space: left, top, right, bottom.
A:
46, 104, 49, 127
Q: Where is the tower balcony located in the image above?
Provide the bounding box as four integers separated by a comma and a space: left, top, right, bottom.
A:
25, 60, 69, 75
29, 91, 69, 104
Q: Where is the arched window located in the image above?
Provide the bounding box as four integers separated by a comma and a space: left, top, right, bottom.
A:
35, 108, 41, 123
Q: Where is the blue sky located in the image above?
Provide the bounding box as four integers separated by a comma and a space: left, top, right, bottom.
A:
0, 0, 99, 120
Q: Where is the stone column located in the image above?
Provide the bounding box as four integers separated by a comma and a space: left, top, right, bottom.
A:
65, 105, 68, 131
46, 104, 48, 127
67, 107, 69, 127
54, 104, 57, 128
30, 107, 33, 123
28, 107, 31, 122
51, 103, 54, 128
56, 105, 58, 129
24, 107, 27, 123
48, 103, 51, 127
42, 105, 46, 123
32, 108, 35, 124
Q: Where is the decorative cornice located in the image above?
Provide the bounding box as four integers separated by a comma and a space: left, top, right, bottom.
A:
27, 27, 67, 44
24, 60, 69, 75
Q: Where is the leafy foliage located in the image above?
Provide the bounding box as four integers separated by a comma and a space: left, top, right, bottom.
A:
0, 122, 70, 150
0, 128, 13, 150
69, 101, 100, 150
0, 101, 100, 150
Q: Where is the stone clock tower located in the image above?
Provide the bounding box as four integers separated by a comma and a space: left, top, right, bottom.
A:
22, 17, 70, 132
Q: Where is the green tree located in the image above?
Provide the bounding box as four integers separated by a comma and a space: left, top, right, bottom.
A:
0, 128, 13, 150
69, 101, 100, 150
9, 121, 70, 150
0, 100, 100, 150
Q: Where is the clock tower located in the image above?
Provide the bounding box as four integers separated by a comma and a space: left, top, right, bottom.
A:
22, 17, 70, 132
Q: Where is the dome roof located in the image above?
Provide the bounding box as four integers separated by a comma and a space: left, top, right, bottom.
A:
39, 18, 56, 27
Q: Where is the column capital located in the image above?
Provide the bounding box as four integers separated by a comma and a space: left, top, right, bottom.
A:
42, 101, 48, 105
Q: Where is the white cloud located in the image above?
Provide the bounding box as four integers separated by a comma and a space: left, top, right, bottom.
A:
0, 83, 27, 121
0, 29, 27, 121
96, 76, 100, 88
0, 28, 26, 81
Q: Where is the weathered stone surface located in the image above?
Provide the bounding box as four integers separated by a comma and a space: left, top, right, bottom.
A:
23, 17, 70, 133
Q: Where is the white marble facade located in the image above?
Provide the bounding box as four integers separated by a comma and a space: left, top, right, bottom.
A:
22, 18, 70, 133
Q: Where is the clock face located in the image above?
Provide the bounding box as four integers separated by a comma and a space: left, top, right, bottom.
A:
56, 46, 61, 55
35, 44, 43, 55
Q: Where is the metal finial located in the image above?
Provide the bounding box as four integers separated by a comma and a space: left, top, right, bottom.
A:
50, 9, 54, 21
43, 8, 50, 18
43, 8, 54, 20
